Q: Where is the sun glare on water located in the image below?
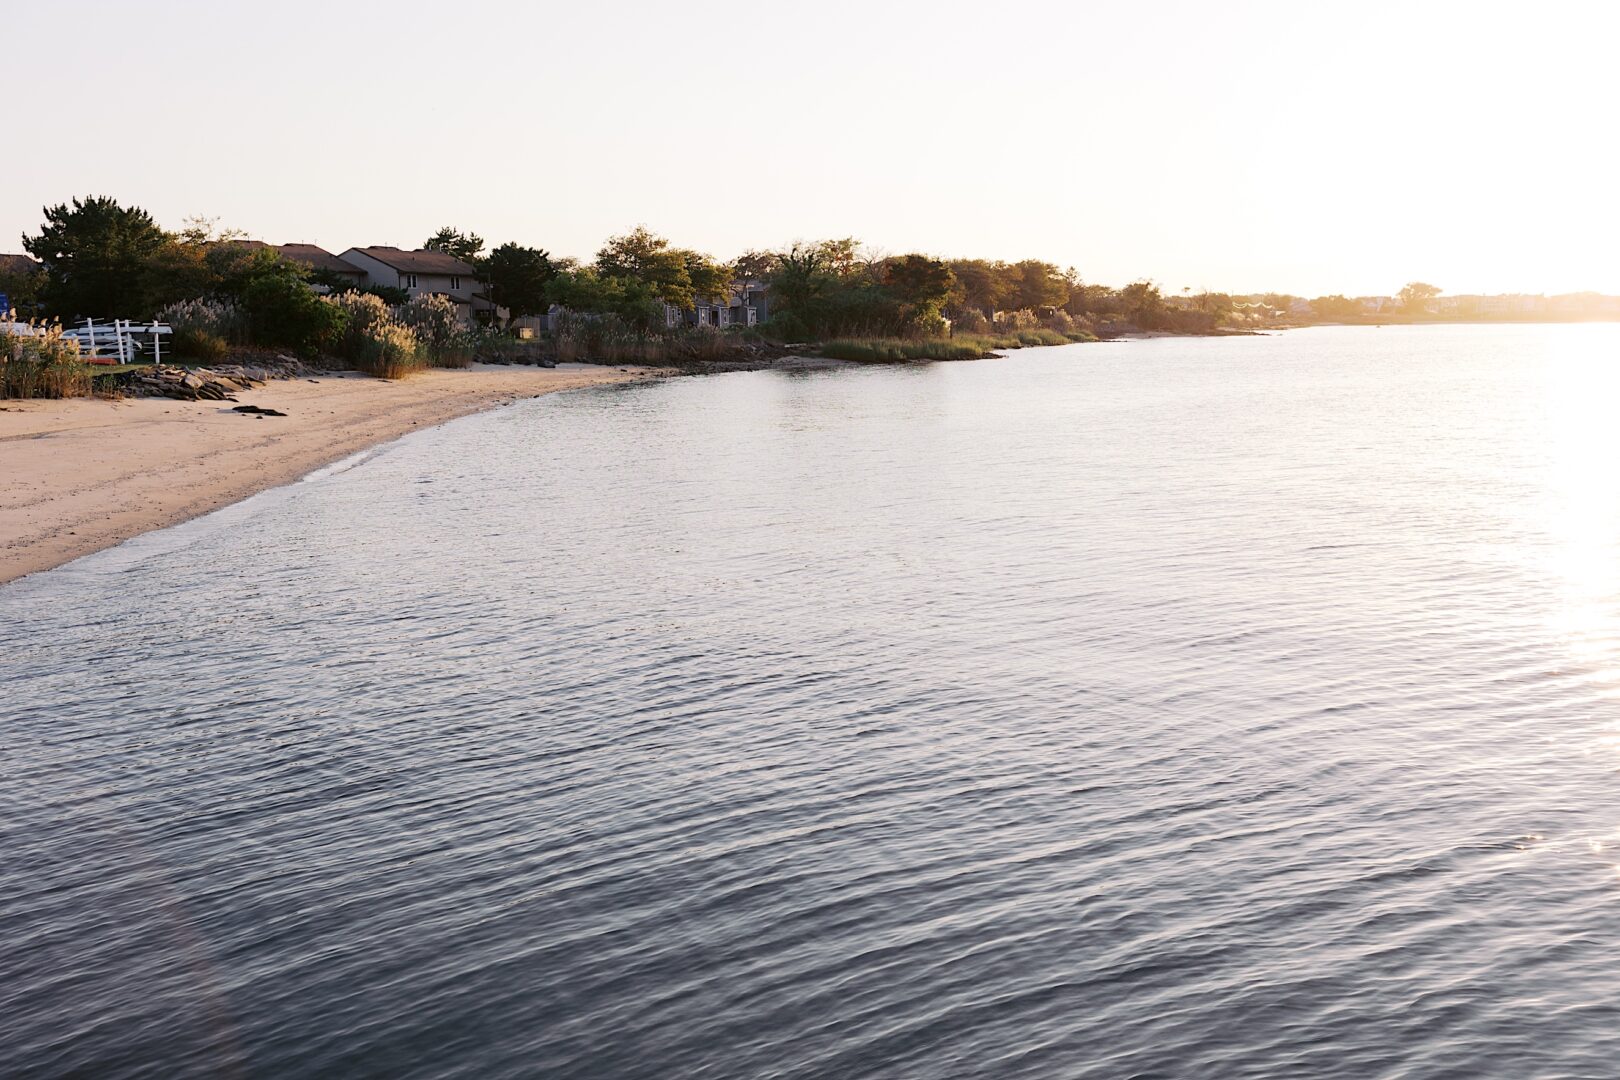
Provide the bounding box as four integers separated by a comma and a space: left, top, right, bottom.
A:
1538, 327, 1620, 685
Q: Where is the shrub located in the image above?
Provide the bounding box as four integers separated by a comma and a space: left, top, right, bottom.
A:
951, 309, 991, 334
1, 319, 90, 398
996, 308, 1040, 332
397, 293, 467, 366
1040, 309, 1077, 334
551, 311, 670, 365
157, 298, 247, 344
760, 311, 809, 343
358, 322, 423, 379
320, 292, 425, 378
172, 326, 229, 362
241, 275, 347, 355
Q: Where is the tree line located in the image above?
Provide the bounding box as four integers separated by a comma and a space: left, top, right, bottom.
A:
9, 195, 1344, 348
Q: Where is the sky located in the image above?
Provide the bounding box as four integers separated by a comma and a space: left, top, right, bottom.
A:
7, 0, 1619, 297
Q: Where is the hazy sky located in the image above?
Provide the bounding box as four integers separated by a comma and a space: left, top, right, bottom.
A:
8, 1, 1617, 296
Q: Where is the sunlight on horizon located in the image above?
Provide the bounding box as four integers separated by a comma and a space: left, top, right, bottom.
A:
6, 0, 1618, 297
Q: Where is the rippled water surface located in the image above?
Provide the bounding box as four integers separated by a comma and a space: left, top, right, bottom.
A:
5, 325, 1620, 1078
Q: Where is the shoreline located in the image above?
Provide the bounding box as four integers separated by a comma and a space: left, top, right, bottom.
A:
0, 364, 663, 586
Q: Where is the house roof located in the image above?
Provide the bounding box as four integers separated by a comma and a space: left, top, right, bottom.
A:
274, 243, 363, 276
347, 246, 479, 275
0, 253, 42, 275
217, 240, 361, 276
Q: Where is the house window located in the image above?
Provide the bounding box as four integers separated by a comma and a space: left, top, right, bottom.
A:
406, 274, 418, 289
450, 276, 461, 290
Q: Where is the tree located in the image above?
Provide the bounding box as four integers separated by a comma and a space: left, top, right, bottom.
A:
424, 226, 485, 263
174, 215, 246, 246
766, 242, 831, 326
1120, 280, 1167, 329
733, 250, 777, 282
595, 226, 727, 311
23, 196, 170, 318
1009, 260, 1070, 312
815, 237, 867, 277
883, 255, 955, 330
948, 259, 1010, 320
1398, 282, 1441, 314
682, 250, 732, 306
1310, 294, 1362, 320
485, 243, 556, 324
546, 266, 663, 331
0, 258, 45, 318
240, 271, 346, 354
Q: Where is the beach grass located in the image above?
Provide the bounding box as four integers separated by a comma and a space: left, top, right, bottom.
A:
818, 329, 1095, 363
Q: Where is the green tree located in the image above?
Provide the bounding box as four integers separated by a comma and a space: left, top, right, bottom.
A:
424, 226, 485, 263
240, 272, 347, 354
547, 266, 664, 331
815, 237, 867, 278
0, 258, 45, 318
595, 226, 727, 311
1009, 260, 1070, 312
765, 242, 833, 333
1120, 280, 1167, 329
1064, 281, 1119, 318
883, 255, 955, 330
485, 243, 556, 324
733, 250, 777, 282
23, 196, 170, 318
683, 250, 732, 305
948, 259, 1010, 319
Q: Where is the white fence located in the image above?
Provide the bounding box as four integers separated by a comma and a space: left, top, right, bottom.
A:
62, 318, 172, 364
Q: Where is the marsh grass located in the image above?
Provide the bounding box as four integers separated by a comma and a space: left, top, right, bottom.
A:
819, 329, 1095, 363
1, 319, 91, 398
322, 292, 428, 378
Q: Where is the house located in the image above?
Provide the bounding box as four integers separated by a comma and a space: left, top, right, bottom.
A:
733, 279, 770, 325
219, 240, 366, 291
0, 253, 41, 276
337, 246, 504, 325
659, 281, 770, 330
273, 244, 365, 288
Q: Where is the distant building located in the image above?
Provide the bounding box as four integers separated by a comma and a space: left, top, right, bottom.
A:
273, 244, 366, 288
0, 253, 42, 276
337, 247, 503, 325
221, 240, 365, 291
658, 281, 769, 330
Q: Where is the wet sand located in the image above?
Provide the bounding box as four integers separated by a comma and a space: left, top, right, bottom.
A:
0, 364, 659, 585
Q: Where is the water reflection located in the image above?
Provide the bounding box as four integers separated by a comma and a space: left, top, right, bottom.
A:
6, 326, 1620, 1078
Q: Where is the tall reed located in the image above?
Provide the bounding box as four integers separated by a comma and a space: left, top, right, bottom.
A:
0, 319, 91, 398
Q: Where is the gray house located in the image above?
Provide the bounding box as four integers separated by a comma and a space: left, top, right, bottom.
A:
661, 280, 771, 330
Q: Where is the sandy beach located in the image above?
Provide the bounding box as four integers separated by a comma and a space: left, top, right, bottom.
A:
0, 364, 659, 586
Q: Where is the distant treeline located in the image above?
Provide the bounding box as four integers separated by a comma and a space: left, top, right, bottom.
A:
14, 196, 1556, 355
1, 198, 1256, 342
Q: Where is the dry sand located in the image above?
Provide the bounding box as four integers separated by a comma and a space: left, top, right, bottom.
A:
0, 364, 660, 586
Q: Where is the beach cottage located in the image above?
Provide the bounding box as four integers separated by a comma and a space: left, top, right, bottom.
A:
337, 247, 504, 325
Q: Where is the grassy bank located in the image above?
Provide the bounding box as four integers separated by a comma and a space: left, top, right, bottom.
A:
818, 329, 1096, 363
